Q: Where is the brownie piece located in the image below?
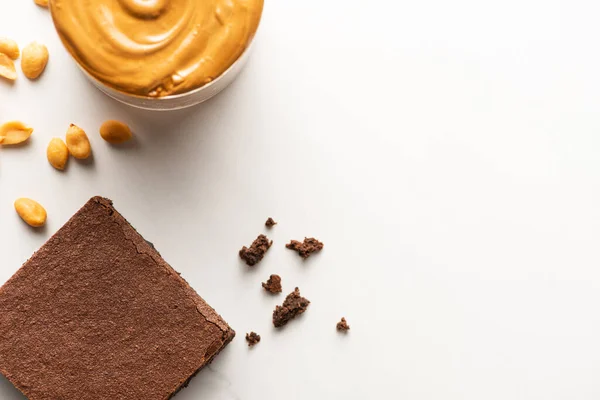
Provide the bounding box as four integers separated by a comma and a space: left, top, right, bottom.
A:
245, 332, 261, 347
272, 287, 310, 328
0, 197, 235, 400
337, 317, 350, 332
262, 274, 282, 294
286, 237, 324, 259
239, 234, 272, 266
265, 217, 277, 228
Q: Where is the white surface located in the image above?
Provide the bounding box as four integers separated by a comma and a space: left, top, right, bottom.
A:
1, 0, 600, 399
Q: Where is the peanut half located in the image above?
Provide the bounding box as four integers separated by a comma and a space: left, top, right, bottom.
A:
100, 120, 133, 144
0, 53, 17, 81
34, 0, 49, 7
0, 37, 19, 59
65, 124, 91, 159
14, 198, 47, 227
21, 42, 49, 80
0, 121, 33, 145
47, 138, 69, 170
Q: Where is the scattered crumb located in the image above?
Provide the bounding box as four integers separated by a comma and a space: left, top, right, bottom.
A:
273, 287, 310, 328
285, 237, 324, 259
336, 317, 350, 332
239, 234, 273, 266
265, 217, 277, 228
245, 332, 261, 347
262, 274, 282, 294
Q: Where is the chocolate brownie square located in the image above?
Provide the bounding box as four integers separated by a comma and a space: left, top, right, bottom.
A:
0, 197, 234, 400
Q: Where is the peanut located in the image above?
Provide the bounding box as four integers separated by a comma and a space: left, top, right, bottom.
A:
34, 0, 49, 7
0, 53, 17, 81
14, 198, 47, 227
47, 138, 69, 170
21, 42, 49, 80
99, 120, 133, 144
0, 37, 19, 59
0, 121, 33, 145
65, 124, 91, 159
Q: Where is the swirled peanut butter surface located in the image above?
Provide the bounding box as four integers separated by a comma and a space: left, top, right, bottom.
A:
50, 0, 263, 97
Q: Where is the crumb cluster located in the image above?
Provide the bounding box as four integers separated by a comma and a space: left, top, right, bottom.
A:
286, 237, 324, 259
273, 288, 311, 328
239, 234, 273, 266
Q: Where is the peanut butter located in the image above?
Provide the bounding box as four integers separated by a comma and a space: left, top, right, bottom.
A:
50, 0, 263, 97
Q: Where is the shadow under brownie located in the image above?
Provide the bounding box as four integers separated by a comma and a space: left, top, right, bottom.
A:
0, 197, 234, 400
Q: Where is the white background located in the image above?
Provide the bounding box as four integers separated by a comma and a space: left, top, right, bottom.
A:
1, 0, 600, 399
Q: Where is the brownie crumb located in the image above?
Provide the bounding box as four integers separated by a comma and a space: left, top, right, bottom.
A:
286, 237, 324, 259
239, 234, 273, 266
273, 287, 310, 328
265, 217, 277, 228
337, 317, 350, 332
245, 332, 261, 347
262, 274, 282, 294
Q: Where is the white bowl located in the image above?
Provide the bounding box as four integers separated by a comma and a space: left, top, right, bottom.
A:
49, 2, 261, 111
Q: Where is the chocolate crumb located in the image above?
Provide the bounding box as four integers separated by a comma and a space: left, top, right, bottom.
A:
337, 317, 350, 332
273, 287, 310, 328
265, 217, 277, 228
262, 274, 282, 294
285, 237, 324, 259
239, 234, 273, 266
245, 332, 261, 347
